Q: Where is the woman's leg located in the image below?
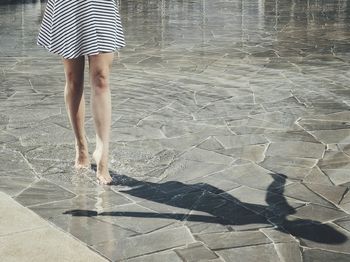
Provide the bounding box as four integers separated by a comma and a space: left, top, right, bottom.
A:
88, 52, 114, 185
62, 56, 90, 169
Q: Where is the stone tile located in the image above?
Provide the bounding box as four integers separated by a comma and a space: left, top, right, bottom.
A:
275, 242, 303, 262
15, 122, 76, 147
174, 242, 219, 261
302, 166, 334, 185
0, 175, 36, 196
95, 202, 181, 234
179, 147, 234, 165
318, 151, 350, 170
49, 214, 135, 246
287, 203, 348, 222
0, 130, 18, 145
334, 215, 350, 232
198, 136, 226, 151
298, 119, 350, 131
219, 163, 293, 192
24, 144, 75, 162
266, 141, 325, 159
215, 243, 281, 262
91, 226, 195, 261
322, 169, 350, 186
0, 147, 32, 173
193, 189, 272, 229
222, 185, 302, 216
14, 179, 76, 207
216, 144, 267, 162
263, 131, 319, 143
302, 249, 350, 262
317, 151, 350, 185
43, 171, 104, 195
195, 231, 271, 250
282, 182, 337, 208
186, 170, 241, 194
310, 129, 350, 144
303, 183, 347, 205
28, 194, 97, 218
85, 189, 133, 209
214, 134, 268, 148
259, 156, 316, 180
158, 158, 228, 183
338, 143, 350, 155
125, 250, 183, 262
184, 216, 232, 234
260, 227, 299, 243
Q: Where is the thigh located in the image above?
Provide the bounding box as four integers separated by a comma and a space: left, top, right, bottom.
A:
88, 52, 115, 77
62, 56, 85, 83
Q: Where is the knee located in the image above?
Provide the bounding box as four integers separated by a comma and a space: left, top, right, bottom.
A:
91, 70, 109, 94
65, 71, 84, 90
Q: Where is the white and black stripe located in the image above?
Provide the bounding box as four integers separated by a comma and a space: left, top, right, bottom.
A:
37, 0, 126, 59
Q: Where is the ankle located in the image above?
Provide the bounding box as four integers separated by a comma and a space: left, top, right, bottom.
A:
97, 162, 109, 172
76, 138, 88, 148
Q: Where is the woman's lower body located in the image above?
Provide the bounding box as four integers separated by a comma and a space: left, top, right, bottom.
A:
62, 53, 114, 185
36, 0, 126, 185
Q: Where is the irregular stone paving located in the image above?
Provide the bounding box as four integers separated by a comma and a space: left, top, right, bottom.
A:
1, 0, 350, 261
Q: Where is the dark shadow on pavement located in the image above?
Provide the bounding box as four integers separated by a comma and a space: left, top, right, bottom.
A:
64, 167, 348, 245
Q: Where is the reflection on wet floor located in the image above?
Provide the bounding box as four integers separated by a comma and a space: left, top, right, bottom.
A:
1, 0, 350, 261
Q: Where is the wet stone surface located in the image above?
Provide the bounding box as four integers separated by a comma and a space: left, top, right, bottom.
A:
1, 0, 350, 261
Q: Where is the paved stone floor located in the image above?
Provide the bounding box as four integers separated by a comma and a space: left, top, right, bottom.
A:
1, 0, 350, 261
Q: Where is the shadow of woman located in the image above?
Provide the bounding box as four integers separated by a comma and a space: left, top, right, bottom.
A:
64, 168, 348, 245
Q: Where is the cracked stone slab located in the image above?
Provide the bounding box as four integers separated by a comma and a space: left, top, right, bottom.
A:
0, 147, 33, 173
221, 185, 303, 217
302, 167, 334, 185
215, 144, 268, 162
14, 179, 76, 207
282, 182, 337, 208
259, 156, 317, 180
215, 163, 293, 192
286, 203, 348, 222
185, 170, 242, 194
0, 175, 36, 197
275, 242, 303, 262
195, 231, 272, 250
260, 227, 299, 243
48, 214, 136, 246
266, 141, 325, 159
193, 189, 272, 230
94, 202, 182, 234
91, 226, 195, 261
158, 158, 228, 183
215, 243, 281, 262
310, 129, 350, 144
298, 119, 350, 131
263, 131, 320, 143
303, 183, 347, 206
302, 248, 350, 262
334, 215, 350, 233
174, 242, 219, 261
124, 250, 183, 262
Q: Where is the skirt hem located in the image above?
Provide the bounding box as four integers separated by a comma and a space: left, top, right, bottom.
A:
37, 41, 126, 59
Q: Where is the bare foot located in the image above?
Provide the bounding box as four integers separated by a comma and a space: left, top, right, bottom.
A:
74, 142, 90, 169
92, 149, 112, 185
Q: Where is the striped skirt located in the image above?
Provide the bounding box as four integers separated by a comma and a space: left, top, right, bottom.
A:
37, 0, 126, 59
